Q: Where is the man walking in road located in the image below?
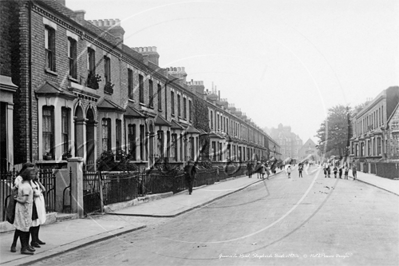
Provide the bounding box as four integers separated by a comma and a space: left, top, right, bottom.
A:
184, 160, 196, 195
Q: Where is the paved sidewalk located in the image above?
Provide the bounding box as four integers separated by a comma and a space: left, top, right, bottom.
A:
351, 170, 399, 196
0, 172, 276, 266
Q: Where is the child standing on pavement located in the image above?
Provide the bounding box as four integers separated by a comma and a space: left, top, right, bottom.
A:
298, 163, 303, 178
344, 166, 349, 180
286, 165, 292, 179
352, 164, 357, 181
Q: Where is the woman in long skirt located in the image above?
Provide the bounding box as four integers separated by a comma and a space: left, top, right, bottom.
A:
10, 163, 35, 253
30, 172, 47, 248
13, 167, 36, 255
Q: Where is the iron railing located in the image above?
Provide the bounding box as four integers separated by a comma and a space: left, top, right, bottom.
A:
1, 168, 17, 221
38, 168, 56, 213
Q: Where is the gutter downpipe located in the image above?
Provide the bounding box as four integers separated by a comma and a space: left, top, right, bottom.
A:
28, 1, 33, 162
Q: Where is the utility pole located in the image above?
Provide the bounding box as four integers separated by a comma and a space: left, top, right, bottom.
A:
346, 105, 351, 160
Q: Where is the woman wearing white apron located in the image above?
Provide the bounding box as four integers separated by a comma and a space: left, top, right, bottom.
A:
30, 173, 47, 248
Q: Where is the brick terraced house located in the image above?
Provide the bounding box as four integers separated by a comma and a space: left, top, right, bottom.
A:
0, 0, 278, 172
350, 86, 399, 161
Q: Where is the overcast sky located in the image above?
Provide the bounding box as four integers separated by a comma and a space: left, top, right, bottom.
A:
66, 0, 398, 142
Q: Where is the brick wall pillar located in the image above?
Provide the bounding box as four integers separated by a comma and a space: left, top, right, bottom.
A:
68, 157, 84, 218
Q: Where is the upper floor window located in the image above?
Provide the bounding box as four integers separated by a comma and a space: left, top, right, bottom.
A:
157, 84, 162, 110
210, 110, 213, 130
139, 74, 144, 103
149, 79, 153, 108
177, 94, 181, 117
189, 100, 192, 121
45, 26, 56, 72
128, 69, 133, 100
183, 97, 187, 119
104, 56, 111, 83
104, 56, 113, 94
87, 48, 99, 89
68, 38, 77, 78
171, 91, 175, 115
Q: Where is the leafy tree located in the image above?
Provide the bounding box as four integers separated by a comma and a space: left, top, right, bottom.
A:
316, 105, 352, 157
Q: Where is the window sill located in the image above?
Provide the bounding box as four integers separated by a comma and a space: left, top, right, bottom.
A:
128, 99, 135, 103
139, 102, 146, 107
158, 108, 163, 112
68, 75, 79, 83
45, 68, 58, 76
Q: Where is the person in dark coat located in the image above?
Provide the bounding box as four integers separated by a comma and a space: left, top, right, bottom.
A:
298, 163, 303, 178
246, 161, 253, 178
184, 160, 196, 195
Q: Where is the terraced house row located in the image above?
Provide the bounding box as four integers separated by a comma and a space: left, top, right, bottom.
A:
0, 0, 280, 172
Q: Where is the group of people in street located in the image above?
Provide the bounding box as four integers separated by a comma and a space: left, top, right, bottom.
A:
246, 161, 271, 180
322, 161, 357, 180
8, 163, 47, 255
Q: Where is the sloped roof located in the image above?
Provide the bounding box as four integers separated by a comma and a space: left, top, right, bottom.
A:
97, 98, 125, 112
208, 132, 224, 139
185, 125, 201, 134
171, 119, 184, 130
387, 101, 399, 124
125, 105, 145, 118
36, 82, 76, 99
154, 115, 171, 127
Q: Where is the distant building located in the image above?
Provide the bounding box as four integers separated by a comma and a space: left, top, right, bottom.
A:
269, 124, 303, 160
298, 139, 320, 162
350, 86, 399, 161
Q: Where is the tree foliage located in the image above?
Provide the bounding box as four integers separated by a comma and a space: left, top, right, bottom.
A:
315, 105, 352, 157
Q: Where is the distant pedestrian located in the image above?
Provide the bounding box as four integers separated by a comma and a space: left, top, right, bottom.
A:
323, 162, 328, 178
265, 163, 270, 180
286, 165, 292, 178
344, 166, 349, 180
333, 166, 338, 178
184, 160, 196, 195
247, 161, 253, 178
352, 164, 357, 181
338, 166, 343, 179
327, 163, 331, 178
260, 163, 266, 179
255, 161, 262, 179
298, 163, 303, 178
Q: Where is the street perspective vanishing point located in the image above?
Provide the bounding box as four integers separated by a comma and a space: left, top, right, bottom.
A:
0, 0, 398, 266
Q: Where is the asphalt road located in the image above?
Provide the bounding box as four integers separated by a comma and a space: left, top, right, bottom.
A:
33, 166, 399, 266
